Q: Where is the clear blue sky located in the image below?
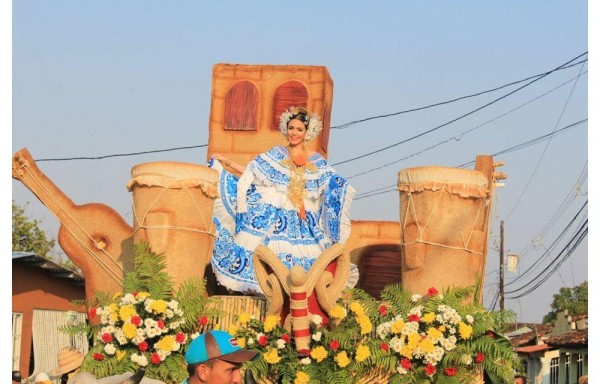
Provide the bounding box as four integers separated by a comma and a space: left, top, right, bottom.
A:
9, 1, 589, 323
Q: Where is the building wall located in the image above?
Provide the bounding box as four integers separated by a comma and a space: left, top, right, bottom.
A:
12, 263, 86, 376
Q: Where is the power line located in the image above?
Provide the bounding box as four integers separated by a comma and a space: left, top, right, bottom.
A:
330, 57, 588, 130
36, 144, 208, 162
331, 52, 588, 167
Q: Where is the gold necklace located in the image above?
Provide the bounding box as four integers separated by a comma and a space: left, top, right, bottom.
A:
281, 145, 316, 220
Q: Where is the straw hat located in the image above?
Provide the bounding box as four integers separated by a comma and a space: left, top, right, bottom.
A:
34, 372, 51, 384
51, 347, 84, 376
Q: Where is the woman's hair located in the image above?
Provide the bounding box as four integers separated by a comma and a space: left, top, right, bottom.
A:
279, 106, 323, 142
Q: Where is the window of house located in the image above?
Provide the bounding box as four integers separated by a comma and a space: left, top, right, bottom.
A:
564, 353, 571, 384
224, 81, 259, 131
271, 80, 308, 131
550, 357, 559, 384
12, 312, 23, 371
576, 353, 584, 379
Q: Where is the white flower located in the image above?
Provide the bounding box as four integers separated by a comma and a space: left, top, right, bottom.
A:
397, 366, 408, 375
121, 293, 135, 304
408, 305, 424, 317
310, 314, 323, 326
411, 294, 422, 302
172, 342, 181, 352
465, 314, 474, 324
168, 300, 179, 310
311, 332, 322, 341
276, 339, 286, 349
460, 354, 473, 365
389, 336, 404, 353
300, 357, 311, 365
157, 350, 169, 360
247, 338, 255, 346
131, 353, 148, 367
103, 343, 116, 355
190, 332, 200, 340
132, 335, 145, 345
165, 309, 175, 319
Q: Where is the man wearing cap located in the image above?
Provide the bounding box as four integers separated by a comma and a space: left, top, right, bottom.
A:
184, 330, 257, 384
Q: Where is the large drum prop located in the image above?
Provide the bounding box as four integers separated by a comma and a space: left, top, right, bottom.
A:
398, 162, 495, 297
127, 162, 219, 288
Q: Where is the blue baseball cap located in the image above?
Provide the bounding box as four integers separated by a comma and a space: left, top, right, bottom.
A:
185, 330, 257, 364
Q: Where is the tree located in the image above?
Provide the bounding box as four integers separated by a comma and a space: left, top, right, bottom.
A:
542, 281, 588, 324
12, 200, 55, 256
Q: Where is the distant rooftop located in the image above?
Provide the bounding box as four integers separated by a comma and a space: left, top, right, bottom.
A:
12, 251, 84, 285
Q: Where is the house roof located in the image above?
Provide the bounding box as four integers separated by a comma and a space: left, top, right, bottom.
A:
508, 324, 554, 347
12, 251, 84, 285
515, 344, 552, 353
546, 329, 588, 347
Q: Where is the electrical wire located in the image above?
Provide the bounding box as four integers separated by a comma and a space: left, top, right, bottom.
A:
37, 144, 208, 162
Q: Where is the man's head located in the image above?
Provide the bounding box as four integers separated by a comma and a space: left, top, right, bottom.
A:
185, 330, 258, 384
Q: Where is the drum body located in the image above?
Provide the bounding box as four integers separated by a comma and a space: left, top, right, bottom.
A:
127, 162, 219, 288
398, 166, 491, 296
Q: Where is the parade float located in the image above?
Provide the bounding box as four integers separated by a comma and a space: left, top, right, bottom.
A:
12, 64, 519, 383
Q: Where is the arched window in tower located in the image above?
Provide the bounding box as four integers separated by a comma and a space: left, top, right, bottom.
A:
224, 81, 259, 131
271, 80, 308, 130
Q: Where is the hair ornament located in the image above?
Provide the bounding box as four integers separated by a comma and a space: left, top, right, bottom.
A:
279, 106, 323, 142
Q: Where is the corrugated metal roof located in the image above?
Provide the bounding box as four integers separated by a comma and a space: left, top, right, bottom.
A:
12, 251, 84, 283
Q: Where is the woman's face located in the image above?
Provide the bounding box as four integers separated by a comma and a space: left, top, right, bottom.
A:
287, 118, 307, 146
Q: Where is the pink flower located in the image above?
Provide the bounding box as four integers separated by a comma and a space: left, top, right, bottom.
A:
400, 358, 412, 370
101, 333, 112, 343
408, 314, 420, 323
258, 335, 268, 346
131, 316, 142, 326
138, 341, 148, 352
476, 352, 485, 363
93, 353, 104, 361
380, 342, 389, 352
425, 363, 436, 376
427, 287, 439, 296
330, 340, 340, 350
176, 332, 186, 343
198, 316, 209, 326
151, 353, 161, 364
378, 304, 388, 316
444, 367, 457, 376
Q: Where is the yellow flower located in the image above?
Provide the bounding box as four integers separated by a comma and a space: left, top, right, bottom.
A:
116, 350, 126, 361
119, 304, 136, 321
459, 322, 473, 339
110, 312, 119, 323
310, 346, 328, 362
407, 332, 421, 348
391, 319, 405, 334
150, 299, 167, 314
228, 324, 238, 336
111, 292, 122, 301
329, 305, 347, 319
355, 345, 371, 362
236, 337, 246, 348
422, 312, 436, 323
357, 314, 373, 335
136, 292, 151, 300
438, 325, 446, 333
427, 327, 443, 340
294, 372, 310, 384
349, 301, 365, 315
335, 351, 351, 368
264, 315, 280, 333
417, 337, 435, 354
400, 345, 413, 359
263, 348, 282, 364
109, 303, 118, 313
237, 313, 251, 325
122, 322, 137, 339
156, 335, 175, 351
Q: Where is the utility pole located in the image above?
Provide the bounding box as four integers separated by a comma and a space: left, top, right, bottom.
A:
499, 220, 505, 312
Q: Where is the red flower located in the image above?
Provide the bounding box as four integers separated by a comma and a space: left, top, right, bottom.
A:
425, 363, 436, 376
329, 340, 340, 350
258, 335, 268, 346
132, 291, 138, 297
198, 316, 209, 326
88, 307, 96, 319
151, 353, 161, 364
101, 333, 112, 343
378, 304, 388, 316
400, 358, 412, 370
138, 341, 148, 352
93, 353, 104, 361
380, 342, 389, 352
281, 334, 291, 343
131, 316, 142, 326
427, 287, 439, 296
176, 332, 186, 343
408, 314, 420, 322
157, 319, 165, 329
488, 331, 495, 338
444, 367, 457, 376
476, 352, 485, 363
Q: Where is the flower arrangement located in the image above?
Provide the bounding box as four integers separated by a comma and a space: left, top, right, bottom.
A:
62, 243, 221, 384
235, 285, 520, 384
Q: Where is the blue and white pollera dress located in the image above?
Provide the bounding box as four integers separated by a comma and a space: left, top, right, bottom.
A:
209, 146, 358, 294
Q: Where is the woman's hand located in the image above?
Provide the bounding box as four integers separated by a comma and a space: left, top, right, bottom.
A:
213, 153, 231, 165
